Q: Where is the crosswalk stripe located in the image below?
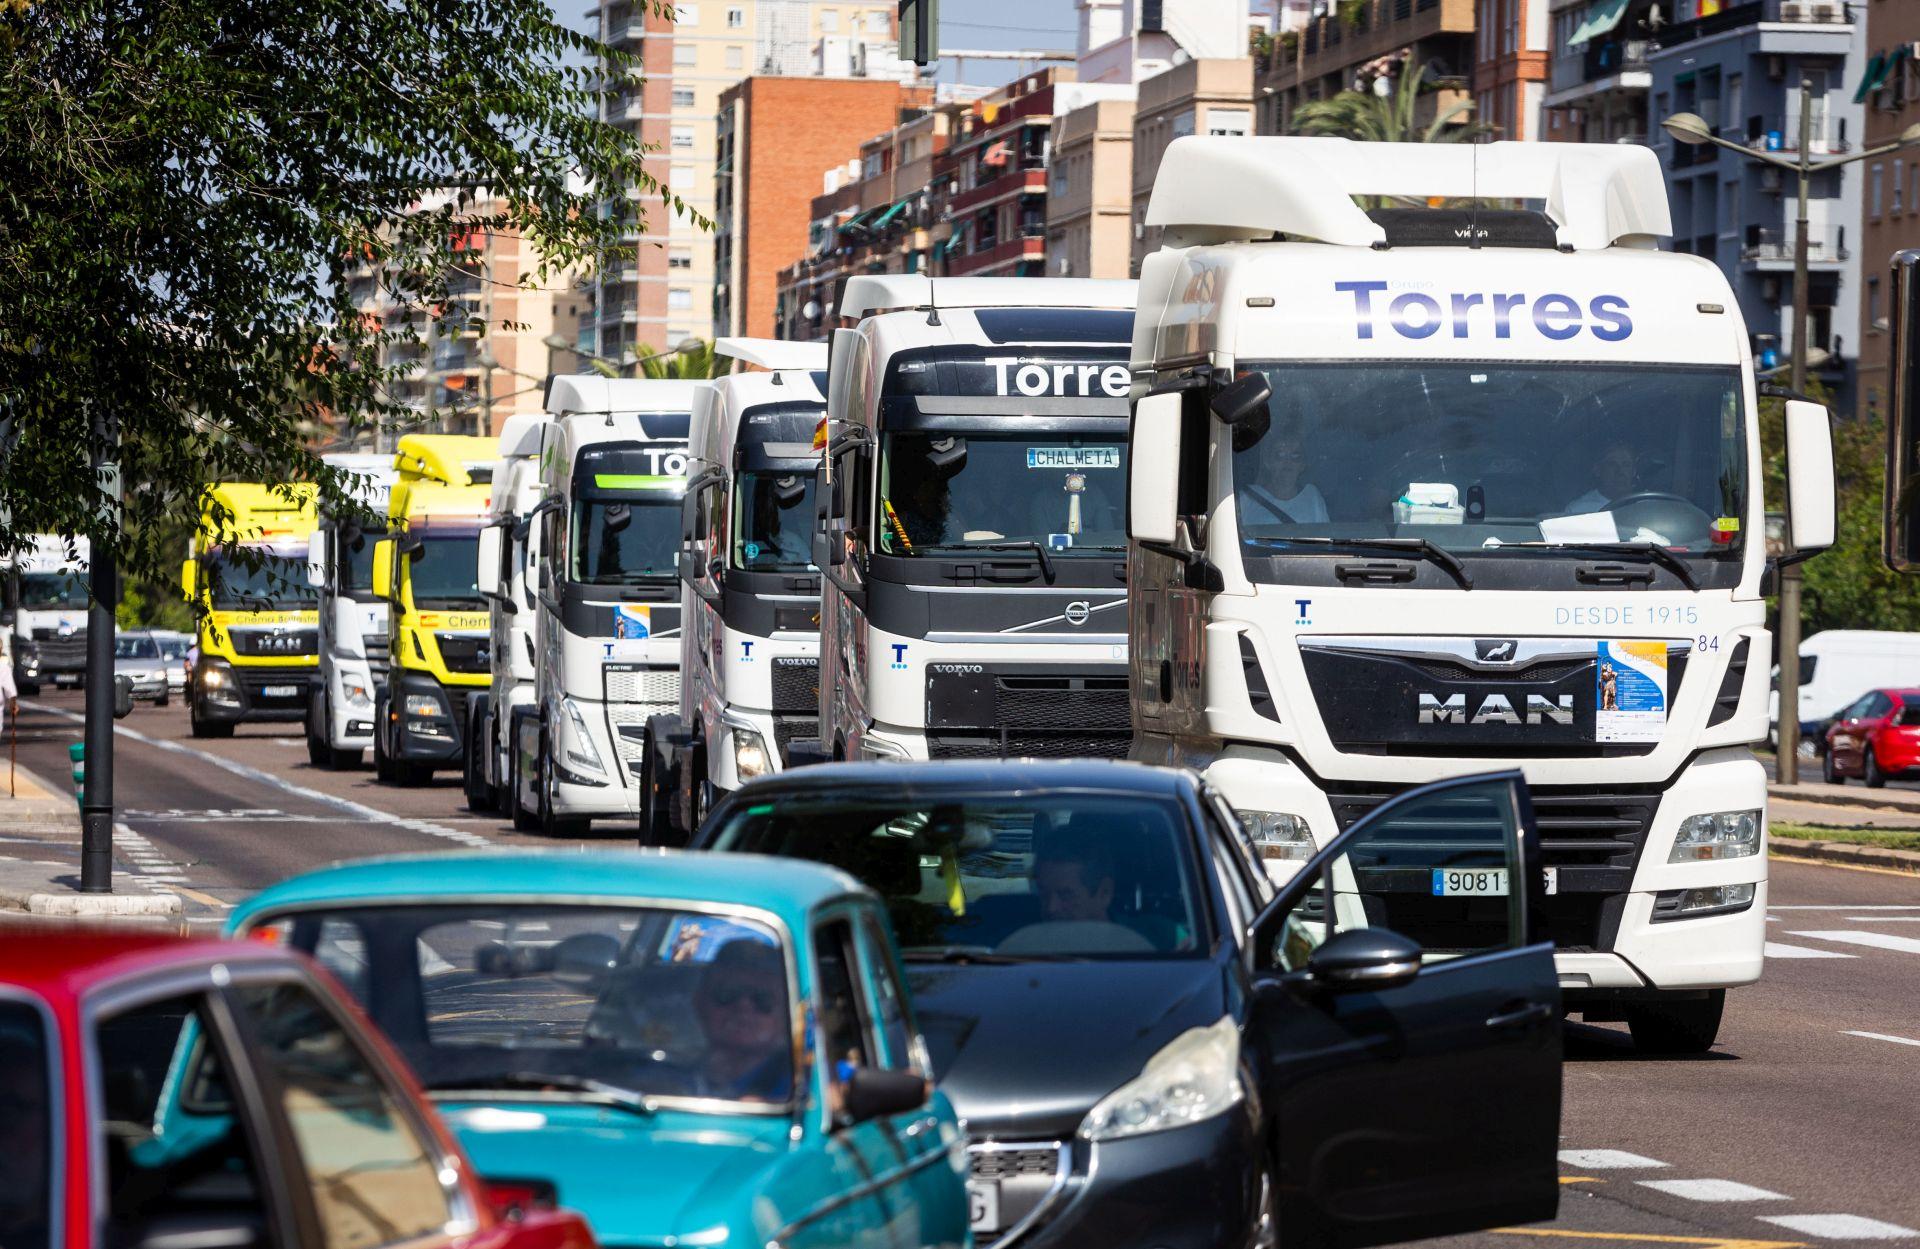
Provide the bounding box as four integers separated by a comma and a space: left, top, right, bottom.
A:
1765, 941, 1856, 959
1639, 1179, 1789, 1202
1760, 1215, 1920, 1240
1789, 930, 1920, 955
1558, 1149, 1668, 1169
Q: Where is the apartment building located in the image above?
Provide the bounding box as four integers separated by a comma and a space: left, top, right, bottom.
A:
1856, 0, 1920, 417
1255, 0, 1477, 136
1129, 58, 1256, 270
943, 71, 1074, 278
1472, 0, 1552, 138
588, 0, 909, 367
1648, 0, 1866, 400
1047, 94, 1138, 279
1543, 0, 1658, 143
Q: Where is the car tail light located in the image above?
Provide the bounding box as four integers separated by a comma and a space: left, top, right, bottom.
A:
483, 1178, 558, 1222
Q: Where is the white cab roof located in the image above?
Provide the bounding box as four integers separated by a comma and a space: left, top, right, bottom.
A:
545, 375, 704, 415
715, 337, 829, 371
693, 368, 827, 468
1146, 136, 1672, 252
839, 275, 1137, 320
496, 412, 550, 460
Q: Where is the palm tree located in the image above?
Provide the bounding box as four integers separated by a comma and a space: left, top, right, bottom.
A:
639, 338, 721, 380
1289, 58, 1493, 144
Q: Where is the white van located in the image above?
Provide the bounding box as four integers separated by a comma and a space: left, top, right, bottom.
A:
1772, 630, 1920, 743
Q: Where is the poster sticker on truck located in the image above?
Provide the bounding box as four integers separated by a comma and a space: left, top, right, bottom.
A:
1595, 640, 1667, 743
603, 604, 652, 658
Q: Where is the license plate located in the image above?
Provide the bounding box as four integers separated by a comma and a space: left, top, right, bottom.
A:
1432, 868, 1508, 897
967, 1181, 1000, 1233
262, 684, 299, 698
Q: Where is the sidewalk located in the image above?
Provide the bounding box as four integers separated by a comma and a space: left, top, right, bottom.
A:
0, 763, 182, 927
1768, 781, 1920, 876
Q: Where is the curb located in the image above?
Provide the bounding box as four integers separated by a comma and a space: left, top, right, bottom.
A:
0, 885, 183, 918
1771, 839, 1920, 876
0, 763, 81, 831
1769, 783, 1920, 816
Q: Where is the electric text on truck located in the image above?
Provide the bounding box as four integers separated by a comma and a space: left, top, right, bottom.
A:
640, 339, 828, 843
524, 377, 696, 834
815, 275, 1140, 765
1125, 137, 1837, 1053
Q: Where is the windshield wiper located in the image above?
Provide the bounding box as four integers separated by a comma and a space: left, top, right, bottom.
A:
426, 1071, 657, 1116
979, 541, 1055, 584
1248, 536, 1473, 590
1501, 541, 1700, 591
899, 947, 1027, 965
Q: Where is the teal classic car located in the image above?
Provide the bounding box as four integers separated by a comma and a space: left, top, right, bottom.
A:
228, 850, 971, 1249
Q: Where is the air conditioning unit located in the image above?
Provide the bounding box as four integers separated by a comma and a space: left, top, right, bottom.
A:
1810, 1, 1844, 22
1779, 0, 1808, 20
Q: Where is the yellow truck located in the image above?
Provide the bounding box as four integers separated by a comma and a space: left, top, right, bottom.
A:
369, 434, 497, 784
181, 483, 322, 738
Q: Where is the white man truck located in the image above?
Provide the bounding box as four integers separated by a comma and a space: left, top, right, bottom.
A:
5, 535, 91, 694
638, 339, 829, 843
521, 377, 697, 835
464, 413, 550, 823
814, 275, 1140, 764
1124, 136, 1837, 1053
304, 453, 396, 769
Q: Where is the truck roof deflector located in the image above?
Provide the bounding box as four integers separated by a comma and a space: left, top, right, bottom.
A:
1144, 136, 1673, 251
715, 337, 829, 372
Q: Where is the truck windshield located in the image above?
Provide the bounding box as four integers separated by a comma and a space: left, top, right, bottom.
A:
878, 433, 1129, 556
406, 535, 484, 609
205, 553, 318, 610
1231, 362, 1745, 557
18, 572, 85, 609
734, 472, 816, 572
572, 495, 681, 584
338, 527, 384, 599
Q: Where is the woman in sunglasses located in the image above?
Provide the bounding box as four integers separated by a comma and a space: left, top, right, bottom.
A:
691, 939, 793, 1103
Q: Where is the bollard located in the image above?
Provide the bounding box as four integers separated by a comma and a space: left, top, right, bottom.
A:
69, 741, 85, 806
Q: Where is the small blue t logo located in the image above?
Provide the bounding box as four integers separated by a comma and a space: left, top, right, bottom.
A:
1294, 598, 1312, 625
741, 641, 753, 660
891, 643, 909, 669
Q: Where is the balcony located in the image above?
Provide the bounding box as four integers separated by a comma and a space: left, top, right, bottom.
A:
605, 17, 646, 45
949, 169, 1047, 215
1548, 36, 1651, 101
1741, 224, 1849, 269
1652, 0, 1852, 53
1263, 0, 1469, 91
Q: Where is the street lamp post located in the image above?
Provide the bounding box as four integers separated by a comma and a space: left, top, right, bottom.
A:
1664, 86, 1920, 784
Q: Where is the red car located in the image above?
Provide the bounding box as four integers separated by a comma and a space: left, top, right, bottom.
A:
0, 927, 598, 1249
1822, 687, 1920, 787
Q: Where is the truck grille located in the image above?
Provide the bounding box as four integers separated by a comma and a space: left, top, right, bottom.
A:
434, 633, 490, 675
235, 666, 313, 712
771, 658, 818, 714
30, 628, 87, 670
772, 714, 818, 762
228, 627, 318, 658
927, 729, 1130, 760
605, 665, 679, 705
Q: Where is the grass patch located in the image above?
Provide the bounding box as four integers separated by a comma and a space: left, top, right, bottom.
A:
1771, 822, 1920, 851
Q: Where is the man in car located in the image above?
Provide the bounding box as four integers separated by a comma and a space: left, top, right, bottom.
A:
691, 939, 792, 1103
1034, 835, 1119, 925
1565, 439, 1639, 515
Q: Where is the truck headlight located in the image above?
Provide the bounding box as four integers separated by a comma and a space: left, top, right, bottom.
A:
404, 693, 446, 718
859, 734, 911, 761
343, 676, 372, 708
732, 726, 772, 781
561, 697, 607, 777
1669, 810, 1762, 862
1079, 1015, 1243, 1143
1236, 811, 1315, 862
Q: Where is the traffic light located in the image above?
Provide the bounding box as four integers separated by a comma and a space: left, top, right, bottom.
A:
898, 0, 937, 66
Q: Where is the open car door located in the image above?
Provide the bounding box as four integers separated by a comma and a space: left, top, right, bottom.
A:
1247, 770, 1561, 1248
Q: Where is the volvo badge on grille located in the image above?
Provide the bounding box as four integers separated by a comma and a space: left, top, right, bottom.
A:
1064, 601, 1091, 626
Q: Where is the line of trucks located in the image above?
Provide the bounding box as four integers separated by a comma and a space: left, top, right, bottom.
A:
3, 137, 1861, 1053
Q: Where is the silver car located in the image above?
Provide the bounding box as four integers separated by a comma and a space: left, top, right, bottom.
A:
114, 631, 171, 705
149, 630, 192, 693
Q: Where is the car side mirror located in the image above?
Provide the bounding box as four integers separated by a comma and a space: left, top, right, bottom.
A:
1211, 373, 1273, 452
839, 1067, 928, 1125
550, 932, 621, 990
1304, 927, 1422, 993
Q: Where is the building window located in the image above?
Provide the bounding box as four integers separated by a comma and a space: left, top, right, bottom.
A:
819, 9, 838, 31
674, 2, 698, 23
672, 86, 696, 108
1207, 108, 1252, 138
1171, 109, 1195, 139
673, 41, 697, 66
866, 10, 889, 33
672, 124, 695, 150
671, 163, 694, 187
725, 44, 743, 70
1870, 276, 1884, 330
1872, 163, 1885, 219
669, 247, 692, 269
1726, 74, 1742, 135
727, 6, 744, 27
1898, 161, 1907, 215
668, 288, 693, 310
1724, 179, 1739, 232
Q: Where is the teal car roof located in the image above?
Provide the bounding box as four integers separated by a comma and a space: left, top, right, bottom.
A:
228, 849, 868, 935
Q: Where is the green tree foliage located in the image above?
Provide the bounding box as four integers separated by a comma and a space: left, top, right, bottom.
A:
641, 339, 722, 380
1288, 58, 1495, 145
0, 0, 689, 589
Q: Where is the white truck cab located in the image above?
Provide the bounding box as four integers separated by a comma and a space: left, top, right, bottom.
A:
5, 535, 90, 694
304, 454, 395, 769
1125, 136, 1838, 1053
523, 377, 697, 834
639, 339, 829, 842
815, 274, 1140, 764
465, 413, 551, 822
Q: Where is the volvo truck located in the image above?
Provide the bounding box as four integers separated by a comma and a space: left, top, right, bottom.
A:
303, 453, 396, 769
638, 339, 828, 843
182, 484, 322, 737
813, 274, 1139, 765
465, 412, 550, 823
521, 377, 697, 834
369, 435, 496, 785
1124, 136, 1837, 1053
5, 535, 90, 693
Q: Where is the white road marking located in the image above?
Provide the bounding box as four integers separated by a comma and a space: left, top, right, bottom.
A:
1638, 1179, 1789, 1202
1760, 1215, 1920, 1240
1847, 916, 1920, 922
1790, 930, 1920, 955
1842, 1031, 1920, 1048
1765, 941, 1857, 959
1557, 1149, 1668, 1170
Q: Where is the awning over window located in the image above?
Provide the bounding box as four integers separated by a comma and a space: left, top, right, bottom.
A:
936, 219, 970, 258
1567, 0, 1628, 47
1855, 46, 1909, 104
872, 198, 911, 230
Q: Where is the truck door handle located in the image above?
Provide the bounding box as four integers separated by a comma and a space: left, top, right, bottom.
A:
1486, 1001, 1554, 1031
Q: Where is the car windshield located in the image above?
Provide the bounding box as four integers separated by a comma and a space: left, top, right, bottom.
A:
270, 904, 795, 1111
878, 433, 1129, 556
153, 636, 191, 659
406, 534, 484, 609
115, 635, 159, 660
204, 552, 318, 610
1232, 363, 1746, 557
17, 572, 84, 610
735, 472, 816, 572
0, 1001, 50, 1249
571, 494, 681, 584
707, 793, 1208, 960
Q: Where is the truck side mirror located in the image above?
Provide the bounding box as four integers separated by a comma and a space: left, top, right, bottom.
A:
371, 539, 394, 599
179, 558, 197, 601
305, 528, 327, 588
1784, 399, 1836, 556
1887, 249, 1920, 572
1211, 373, 1273, 452
476, 526, 503, 598
1128, 391, 1183, 545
